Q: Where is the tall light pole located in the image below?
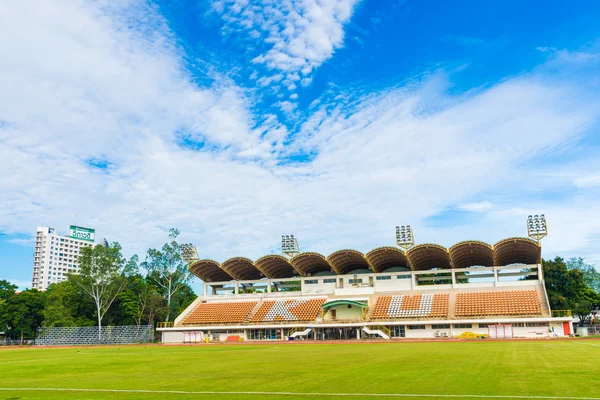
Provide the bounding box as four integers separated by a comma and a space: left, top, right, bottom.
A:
181, 243, 199, 265
396, 225, 414, 251
281, 235, 300, 258
527, 214, 548, 243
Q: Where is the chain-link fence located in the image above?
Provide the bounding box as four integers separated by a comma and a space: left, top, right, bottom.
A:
35, 325, 154, 346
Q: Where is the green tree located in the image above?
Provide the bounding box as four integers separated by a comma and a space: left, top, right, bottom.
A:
567, 257, 600, 293
1, 289, 45, 343
141, 229, 192, 322
542, 257, 587, 310
42, 282, 76, 327
168, 283, 196, 321
572, 287, 600, 325
0, 280, 17, 301
70, 242, 135, 339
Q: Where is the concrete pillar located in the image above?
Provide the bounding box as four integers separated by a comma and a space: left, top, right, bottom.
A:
267, 280, 272, 293
451, 271, 457, 287
411, 272, 417, 290
234, 282, 239, 295
493, 268, 499, 286
356, 328, 360, 340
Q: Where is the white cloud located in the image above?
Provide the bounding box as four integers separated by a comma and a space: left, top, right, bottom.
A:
214, 0, 360, 90
458, 201, 495, 212
2, 0, 600, 292
574, 172, 600, 188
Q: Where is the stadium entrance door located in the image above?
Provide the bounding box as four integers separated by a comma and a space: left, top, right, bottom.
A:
315, 327, 360, 340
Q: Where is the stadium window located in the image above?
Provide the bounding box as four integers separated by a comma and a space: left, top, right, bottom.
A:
247, 329, 280, 340
389, 326, 405, 337
349, 279, 363, 284
323, 279, 336, 284
478, 324, 489, 328
526, 323, 548, 327
397, 275, 411, 279
453, 324, 473, 329
304, 280, 318, 284
408, 325, 425, 330
376, 276, 391, 280
432, 324, 450, 329
512, 323, 525, 327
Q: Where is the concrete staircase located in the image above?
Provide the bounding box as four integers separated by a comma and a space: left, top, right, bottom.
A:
447, 290, 457, 319
536, 284, 552, 317
245, 300, 265, 322
362, 326, 390, 339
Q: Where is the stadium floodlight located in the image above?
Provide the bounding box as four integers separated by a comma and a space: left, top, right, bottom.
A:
396, 225, 414, 251
281, 235, 300, 257
527, 214, 548, 242
181, 243, 199, 265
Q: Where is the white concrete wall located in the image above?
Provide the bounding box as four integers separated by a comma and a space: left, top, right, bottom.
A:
375, 277, 412, 291
302, 280, 336, 295
549, 321, 565, 337
162, 331, 187, 343
323, 305, 363, 321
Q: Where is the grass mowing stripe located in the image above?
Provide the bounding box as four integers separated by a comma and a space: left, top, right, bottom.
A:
1, 388, 599, 399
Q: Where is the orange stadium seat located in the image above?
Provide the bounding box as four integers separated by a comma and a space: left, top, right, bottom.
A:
371, 294, 449, 319
182, 301, 257, 325
455, 290, 541, 317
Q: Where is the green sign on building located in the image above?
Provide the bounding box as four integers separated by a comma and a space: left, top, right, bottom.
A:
69, 225, 95, 242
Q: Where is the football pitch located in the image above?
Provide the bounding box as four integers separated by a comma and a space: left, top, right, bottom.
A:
1, 340, 599, 400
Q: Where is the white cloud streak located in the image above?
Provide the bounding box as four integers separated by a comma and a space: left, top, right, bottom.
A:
1, 0, 600, 292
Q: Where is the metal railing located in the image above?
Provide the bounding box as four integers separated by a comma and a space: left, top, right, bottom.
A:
156, 322, 174, 328
551, 310, 572, 317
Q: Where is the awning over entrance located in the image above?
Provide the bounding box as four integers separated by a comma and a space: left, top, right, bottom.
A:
321, 300, 367, 311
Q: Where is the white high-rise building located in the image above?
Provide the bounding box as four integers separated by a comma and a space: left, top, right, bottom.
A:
31, 226, 99, 291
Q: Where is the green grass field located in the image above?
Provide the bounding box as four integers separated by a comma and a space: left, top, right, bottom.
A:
1, 340, 599, 400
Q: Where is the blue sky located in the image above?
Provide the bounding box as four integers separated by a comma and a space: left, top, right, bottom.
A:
1, 0, 600, 292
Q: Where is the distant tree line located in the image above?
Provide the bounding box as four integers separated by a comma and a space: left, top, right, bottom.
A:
0, 229, 195, 343
543, 257, 600, 325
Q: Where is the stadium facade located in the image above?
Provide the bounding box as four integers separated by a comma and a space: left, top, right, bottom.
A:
159, 237, 573, 342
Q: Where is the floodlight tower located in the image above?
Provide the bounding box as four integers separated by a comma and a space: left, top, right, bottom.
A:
181, 243, 199, 265
396, 225, 415, 251
527, 214, 548, 243
281, 235, 300, 258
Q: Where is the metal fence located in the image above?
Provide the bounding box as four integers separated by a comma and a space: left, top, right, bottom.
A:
577, 326, 600, 336
35, 325, 154, 346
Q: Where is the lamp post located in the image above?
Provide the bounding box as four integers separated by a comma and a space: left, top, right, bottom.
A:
527, 214, 548, 243
396, 225, 415, 251
181, 243, 199, 265
281, 235, 300, 258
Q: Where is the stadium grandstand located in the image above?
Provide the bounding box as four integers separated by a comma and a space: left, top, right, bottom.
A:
159, 216, 574, 342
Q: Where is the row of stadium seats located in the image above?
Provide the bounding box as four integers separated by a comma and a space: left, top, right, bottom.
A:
371, 294, 450, 319
250, 299, 326, 322
183, 301, 258, 325
455, 290, 541, 317
181, 298, 326, 325
180, 290, 542, 325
